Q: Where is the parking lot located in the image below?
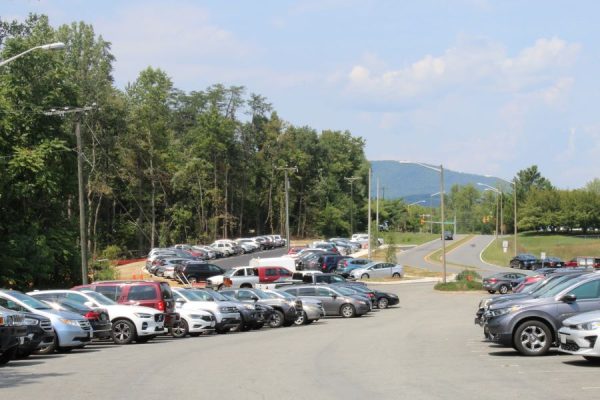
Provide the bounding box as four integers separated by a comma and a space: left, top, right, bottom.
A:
2, 282, 599, 399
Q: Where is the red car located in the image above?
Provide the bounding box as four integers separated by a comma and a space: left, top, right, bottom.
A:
512, 275, 545, 293
564, 257, 600, 268
73, 280, 179, 329
256, 266, 293, 283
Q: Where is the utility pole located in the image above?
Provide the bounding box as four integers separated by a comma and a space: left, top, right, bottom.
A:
344, 176, 359, 234
440, 165, 447, 284
44, 105, 96, 284
276, 166, 297, 251
367, 168, 372, 259
376, 177, 380, 235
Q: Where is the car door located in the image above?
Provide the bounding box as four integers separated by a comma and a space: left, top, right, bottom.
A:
555, 279, 600, 322
369, 263, 383, 278
236, 289, 257, 303
311, 287, 337, 315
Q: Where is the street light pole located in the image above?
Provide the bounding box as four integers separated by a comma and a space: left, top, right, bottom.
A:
376, 177, 380, 235
344, 176, 359, 234
0, 42, 65, 67
368, 168, 372, 259
44, 105, 96, 284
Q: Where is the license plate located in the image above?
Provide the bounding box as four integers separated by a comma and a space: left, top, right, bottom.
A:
18, 336, 25, 345
560, 334, 567, 344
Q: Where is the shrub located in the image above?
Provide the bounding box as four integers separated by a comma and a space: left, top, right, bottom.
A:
456, 269, 481, 282
435, 280, 483, 291
100, 245, 122, 262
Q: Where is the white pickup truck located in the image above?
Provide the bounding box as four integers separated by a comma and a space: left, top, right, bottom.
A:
206, 266, 257, 290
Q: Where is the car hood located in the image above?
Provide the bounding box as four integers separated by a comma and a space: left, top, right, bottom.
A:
563, 310, 600, 326
32, 308, 85, 321
487, 293, 532, 306
488, 296, 553, 311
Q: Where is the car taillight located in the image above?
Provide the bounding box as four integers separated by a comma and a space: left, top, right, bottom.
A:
368, 293, 375, 297
224, 277, 232, 287
344, 260, 348, 267
322, 263, 327, 271
157, 300, 166, 312
488, 278, 497, 283
84, 311, 100, 320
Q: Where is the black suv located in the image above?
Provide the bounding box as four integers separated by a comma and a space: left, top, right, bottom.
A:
1, 307, 27, 365
175, 262, 225, 284
17, 312, 54, 358
221, 288, 301, 328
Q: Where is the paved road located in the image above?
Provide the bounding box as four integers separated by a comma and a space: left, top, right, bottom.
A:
3, 283, 598, 400
211, 247, 288, 270
396, 235, 469, 273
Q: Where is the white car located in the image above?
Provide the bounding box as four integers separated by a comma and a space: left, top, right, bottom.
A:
28, 290, 165, 345
171, 308, 215, 338
558, 310, 600, 362
172, 288, 241, 334
350, 262, 403, 280
211, 242, 234, 256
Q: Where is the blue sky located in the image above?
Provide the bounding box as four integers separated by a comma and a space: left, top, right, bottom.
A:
4, 0, 600, 188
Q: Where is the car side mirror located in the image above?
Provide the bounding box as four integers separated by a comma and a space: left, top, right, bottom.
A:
561, 293, 577, 303
331, 294, 337, 299
251, 295, 259, 302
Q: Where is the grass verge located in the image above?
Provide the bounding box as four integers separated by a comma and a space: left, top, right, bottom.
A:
434, 269, 482, 291
481, 233, 600, 267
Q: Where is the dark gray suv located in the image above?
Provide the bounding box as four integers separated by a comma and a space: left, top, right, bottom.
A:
485, 273, 600, 356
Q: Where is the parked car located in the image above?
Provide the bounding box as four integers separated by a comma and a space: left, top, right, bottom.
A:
0, 290, 91, 354
0, 307, 26, 365
564, 257, 600, 269
349, 262, 403, 280
174, 262, 225, 284
220, 288, 302, 328
29, 289, 165, 345
153, 257, 193, 277
559, 309, 600, 362
37, 298, 112, 340
205, 289, 272, 331
336, 258, 372, 277
532, 256, 564, 270
316, 254, 349, 273
509, 253, 539, 269
485, 273, 600, 356
283, 285, 370, 318
73, 280, 179, 332
341, 285, 399, 309
288, 246, 307, 255
482, 272, 527, 294
263, 289, 324, 325
206, 266, 254, 290
171, 287, 241, 334
15, 312, 54, 359
192, 245, 217, 260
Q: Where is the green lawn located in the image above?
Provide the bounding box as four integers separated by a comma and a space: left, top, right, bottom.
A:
481, 233, 600, 267
379, 232, 439, 245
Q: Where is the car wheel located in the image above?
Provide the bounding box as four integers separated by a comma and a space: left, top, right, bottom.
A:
377, 297, 389, 309
171, 319, 188, 338
487, 290, 495, 294
499, 285, 509, 294
295, 311, 307, 326
34, 334, 57, 355
361, 273, 370, 279
340, 304, 356, 318
0, 346, 17, 365
392, 272, 401, 278
514, 320, 552, 356
112, 319, 136, 345
269, 310, 285, 328
583, 356, 600, 363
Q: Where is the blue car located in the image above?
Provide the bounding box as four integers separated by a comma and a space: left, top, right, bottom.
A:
336, 258, 372, 277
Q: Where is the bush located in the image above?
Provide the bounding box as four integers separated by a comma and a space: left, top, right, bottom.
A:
100, 245, 122, 262
435, 280, 483, 291
456, 269, 481, 282
91, 259, 118, 281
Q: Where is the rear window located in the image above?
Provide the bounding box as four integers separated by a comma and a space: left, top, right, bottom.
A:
95, 285, 122, 301
160, 283, 173, 300
127, 285, 157, 301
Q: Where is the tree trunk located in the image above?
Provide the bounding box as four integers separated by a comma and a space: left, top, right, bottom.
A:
92, 193, 102, 258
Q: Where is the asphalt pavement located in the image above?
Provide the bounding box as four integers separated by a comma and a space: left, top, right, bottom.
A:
2, 283, 598, 400
210, 247, 288, 270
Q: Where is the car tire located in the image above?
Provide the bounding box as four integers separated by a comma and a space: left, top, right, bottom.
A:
0, 346, 17, 365
295, 311, 307, 326
513, 320, 552, 356
361, 273, 370, 279
34, 334, 57, 355
269, 310, 285, 328
487, 290, 496, 294
340, 304, 356, 318
519, 262, 524, 269
252, 322, 264, 330
171, 319, 189, 338
377, 297, 389, 309
392, 273, 401, 278
112, 319, 136, 345
499, 285, 509, 294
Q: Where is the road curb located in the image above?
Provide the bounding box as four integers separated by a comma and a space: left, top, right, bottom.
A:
362, 274, 457, 285
478, 237, 505, 269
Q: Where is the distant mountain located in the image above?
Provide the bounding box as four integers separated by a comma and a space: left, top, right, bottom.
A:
370, 160, 505, 206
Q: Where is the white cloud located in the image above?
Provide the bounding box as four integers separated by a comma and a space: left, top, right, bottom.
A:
345, 37, 580, 104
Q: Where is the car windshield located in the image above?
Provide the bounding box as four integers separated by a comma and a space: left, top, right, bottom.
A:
199, 289, 228, 301
535, 276, 587, 298
263, 292, 280, 299
273, 290, 295, 300
82, 291, 117, 305
250, 290, 270, 299
220, 293, 238, 302
8, 291, 52, 310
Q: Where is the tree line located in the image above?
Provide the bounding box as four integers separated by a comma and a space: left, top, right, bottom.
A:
0, 15, 369, 289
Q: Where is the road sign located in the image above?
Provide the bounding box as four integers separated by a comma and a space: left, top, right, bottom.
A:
541, 252, 546, 260
502, 240, 508, 253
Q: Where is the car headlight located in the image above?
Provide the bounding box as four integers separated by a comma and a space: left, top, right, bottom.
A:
59, 318, 81, 327
134, 313, 152, 318
243, 304, 254, 310
358, 301, 367, 305
489, 305, 521, 317
24, 317, 40, 326
189, 314, 206, 320
576, 321, 600, 330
